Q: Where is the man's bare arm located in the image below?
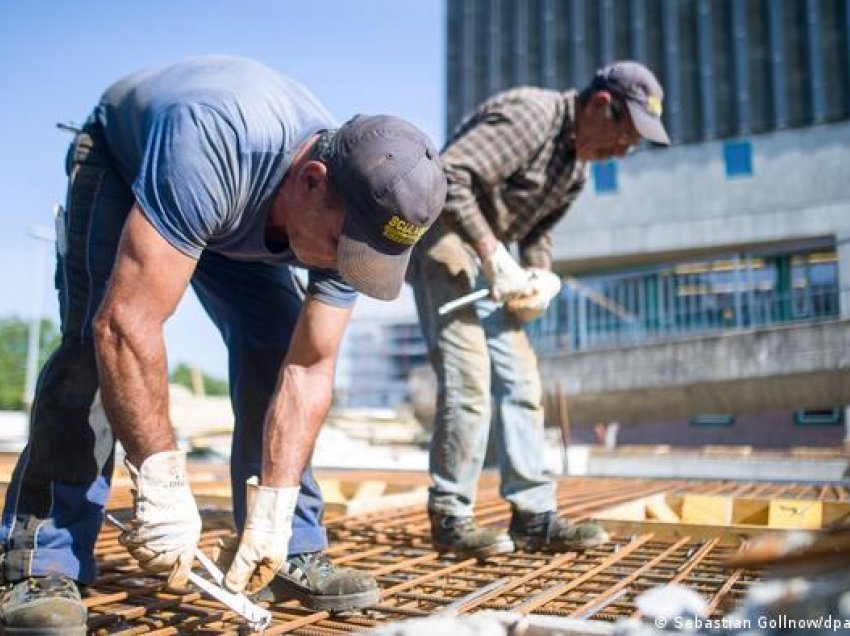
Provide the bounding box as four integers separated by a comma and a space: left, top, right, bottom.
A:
93, 204, 197, 467
261, 296, 352, 487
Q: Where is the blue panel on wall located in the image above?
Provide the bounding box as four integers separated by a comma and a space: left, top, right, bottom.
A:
592, 160, 618, 193
724, 140, 753, 177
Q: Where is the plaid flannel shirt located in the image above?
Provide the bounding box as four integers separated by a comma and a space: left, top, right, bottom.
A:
440, 87, 587, 270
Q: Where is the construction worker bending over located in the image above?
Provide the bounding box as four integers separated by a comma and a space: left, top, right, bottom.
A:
408, 61, 669, 559
0, 56, 446, 633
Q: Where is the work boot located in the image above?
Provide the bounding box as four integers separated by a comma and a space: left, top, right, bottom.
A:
510, 510, 609, 552
430, 512, 515, 559
255, 551, 379, 612
0, 575, 87, 635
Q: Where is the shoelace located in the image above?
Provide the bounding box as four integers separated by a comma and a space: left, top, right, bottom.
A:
514, 511, 556, 538
440, 516, 475, 532
25, 576, 76, 599
291, 552, 335, 580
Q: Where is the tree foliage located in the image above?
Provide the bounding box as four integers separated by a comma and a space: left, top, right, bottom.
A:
0, 316, 61, 410
169, 362, 229, 396
0, 315, 228, 409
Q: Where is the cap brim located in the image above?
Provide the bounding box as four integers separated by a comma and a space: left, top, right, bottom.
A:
337, 213, 411, 301
626, 101, 670, 145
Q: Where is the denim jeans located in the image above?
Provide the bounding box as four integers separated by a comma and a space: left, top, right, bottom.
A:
0, 117, 326, 584
408, 227, 556, 518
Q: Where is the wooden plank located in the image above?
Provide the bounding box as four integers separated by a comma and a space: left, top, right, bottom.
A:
822, 501, 850, 527
767, 499, 822, 529
681, 494, 733, 525
596, 519, 761, 545
732, 498, 770, 525
646, 496, 680, 522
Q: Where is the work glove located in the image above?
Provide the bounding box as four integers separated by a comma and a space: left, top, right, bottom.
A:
120, 450, 202, 588
223, 477, 299, 594
505, 268, 562, 323
481, 243, 532, 301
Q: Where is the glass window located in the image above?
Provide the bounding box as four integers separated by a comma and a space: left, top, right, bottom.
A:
678, 0, 701, 142
501, 0, 518, 88
613, 0, 632, 60
791, 250, 839, 318
583, 0, 601, 82
692, 414, 736, 426
592, 160, 618, 193
794, 409, 845, 426
782, 0, 812, 126
724, 140, 753, 177
527, 244, 837, 354
526, 0, 543, 86
747, 0, 773, 133
711, 0, 735, 138
474, 0, 494, 104
820, 0, 850, 122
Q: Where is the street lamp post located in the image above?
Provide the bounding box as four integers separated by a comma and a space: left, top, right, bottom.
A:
23, 214, 58, 411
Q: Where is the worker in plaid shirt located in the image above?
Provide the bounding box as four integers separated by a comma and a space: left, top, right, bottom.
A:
408, 61, 670, 558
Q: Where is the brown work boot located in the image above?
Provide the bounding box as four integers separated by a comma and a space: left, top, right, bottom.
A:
430, 512, 515, 559
255, 551, 379, 612
215, 535, 378, 612
0, 575, 87, 635
510, 510, 609, 552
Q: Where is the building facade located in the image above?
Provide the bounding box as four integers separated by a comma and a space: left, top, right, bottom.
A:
338, 320, 428, 409
342, 0, 850, 448
446, 0, 850, 142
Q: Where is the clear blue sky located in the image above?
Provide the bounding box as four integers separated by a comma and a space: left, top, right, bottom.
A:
0, 0, 444, 378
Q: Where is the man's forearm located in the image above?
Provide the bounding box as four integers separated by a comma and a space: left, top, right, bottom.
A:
473, 234, 498, 260
261, 363, 334, 487
94, 317, 176, 467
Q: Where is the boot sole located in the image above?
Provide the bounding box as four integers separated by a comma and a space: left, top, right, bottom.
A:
434, 537, 516, 561
1, 627, 86, 635
263, 577, 380, 612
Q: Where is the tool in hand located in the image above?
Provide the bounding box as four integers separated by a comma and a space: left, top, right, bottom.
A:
438, 277, 637, 322
437, 288, 490, 316
107, 514, 272, 631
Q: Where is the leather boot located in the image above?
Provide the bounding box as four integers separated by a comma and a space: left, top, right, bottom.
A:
430, 512, 514, 559
254, 551, 379, 612
0, 575, 87, 635
509, 510, 609, 552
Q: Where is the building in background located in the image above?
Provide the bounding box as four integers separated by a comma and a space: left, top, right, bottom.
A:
341, 0, 850, 449
338, 320, 427, 409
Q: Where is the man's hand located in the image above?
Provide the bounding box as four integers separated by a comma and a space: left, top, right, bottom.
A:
223, 478, 299, 594
505, 268, 562, 322
481, 243, 532, 301
119, 450, 202, 588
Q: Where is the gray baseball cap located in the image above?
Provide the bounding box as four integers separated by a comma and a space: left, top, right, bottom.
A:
329, 115, 447, 301
590, 61, 670, 145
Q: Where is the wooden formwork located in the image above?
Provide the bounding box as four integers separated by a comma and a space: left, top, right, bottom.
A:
0, 453, 848, 633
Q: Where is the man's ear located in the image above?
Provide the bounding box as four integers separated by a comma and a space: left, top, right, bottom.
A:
590, 90, 614, 115
299, 160, 329, 195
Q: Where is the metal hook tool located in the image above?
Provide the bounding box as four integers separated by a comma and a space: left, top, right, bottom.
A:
107, 514, 272, 631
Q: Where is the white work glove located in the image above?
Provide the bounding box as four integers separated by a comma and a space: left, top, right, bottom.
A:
481, 243, 532, 301
505, 268, 563, 323
119, 450, 202, 588
223, 477, 299, 594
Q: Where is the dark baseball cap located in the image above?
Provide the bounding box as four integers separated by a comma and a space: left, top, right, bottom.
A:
590, 61, 670, 145
328, 115, 447, 301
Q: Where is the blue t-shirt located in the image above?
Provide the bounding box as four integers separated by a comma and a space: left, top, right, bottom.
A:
96, 55, 356, 307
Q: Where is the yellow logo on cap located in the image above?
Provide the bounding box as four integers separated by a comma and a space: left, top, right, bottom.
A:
383, 215, 427, 246
647, 95, 663, 116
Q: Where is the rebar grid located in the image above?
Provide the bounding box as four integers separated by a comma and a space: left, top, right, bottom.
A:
7, 467, 847, 634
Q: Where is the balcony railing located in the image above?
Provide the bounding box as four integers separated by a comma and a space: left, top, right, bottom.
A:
528, 284, 841, 354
